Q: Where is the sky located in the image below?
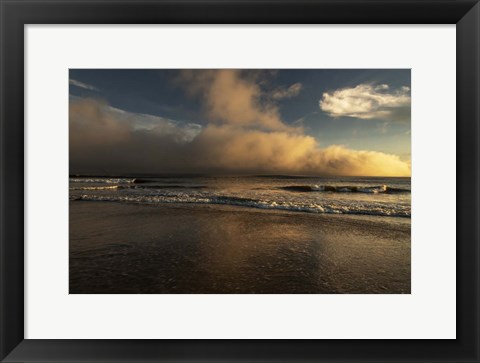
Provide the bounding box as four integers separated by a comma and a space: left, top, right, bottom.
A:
69, 69, 411, 176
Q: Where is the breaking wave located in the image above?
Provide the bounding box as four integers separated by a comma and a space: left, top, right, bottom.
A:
69, 177, 136, 184
70, 193, 410, 218
70, 185, 122, 190
280, 185, 410, 194
71, 184, 207, 191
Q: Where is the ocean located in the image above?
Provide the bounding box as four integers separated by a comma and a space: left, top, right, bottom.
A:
69, 175, 411, 218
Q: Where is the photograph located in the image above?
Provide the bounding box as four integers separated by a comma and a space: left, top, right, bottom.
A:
69, 69, 411, 294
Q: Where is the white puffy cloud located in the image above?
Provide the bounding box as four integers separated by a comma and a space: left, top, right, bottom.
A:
319, 84, 410, 121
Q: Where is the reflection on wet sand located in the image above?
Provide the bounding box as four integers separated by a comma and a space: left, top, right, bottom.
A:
70, 201, 410, 294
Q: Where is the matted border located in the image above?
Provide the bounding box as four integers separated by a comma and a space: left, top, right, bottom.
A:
1, 1, 479, 362
25, 25, 453, 340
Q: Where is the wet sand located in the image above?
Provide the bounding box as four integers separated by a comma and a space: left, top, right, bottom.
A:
69, 201, 410, 294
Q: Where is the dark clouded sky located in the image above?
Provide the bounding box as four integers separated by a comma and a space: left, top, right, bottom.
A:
69, 69, 411, 176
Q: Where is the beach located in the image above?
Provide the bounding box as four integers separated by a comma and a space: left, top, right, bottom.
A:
70, 201, 410, 294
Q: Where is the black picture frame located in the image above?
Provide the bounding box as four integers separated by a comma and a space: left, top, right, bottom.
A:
1, 0, 479, 362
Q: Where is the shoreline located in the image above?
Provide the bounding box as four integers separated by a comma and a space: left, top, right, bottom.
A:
70, 198, 412, 222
